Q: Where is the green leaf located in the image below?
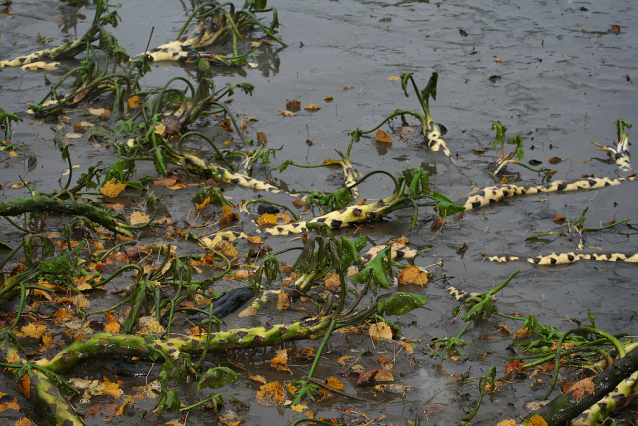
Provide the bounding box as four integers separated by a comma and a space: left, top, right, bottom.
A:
105, 158, 136, 182
377, 292, 428, 316
197, 367, 241, 390
421, 72, 438, 102
431, 191, 465, 218
310, 68, 319, 73
400, 72, 414, 98
351, 246, 393, 290
507, 135, 524, 160
491, 121, 507, 154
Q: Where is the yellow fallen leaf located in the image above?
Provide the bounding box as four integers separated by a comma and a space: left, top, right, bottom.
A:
129, 211, 150, 225
279, 110, 295, 116
154, 122, 166, 135
304, 104, 321, 111
388, 75, 400, 81
16, 323, 46, 339
325, 377, 344, 390
100, 179, 127, 198
375, 129, 393, 143
291, 404, 308, 413
127, 95, 141, 108
219, 205, 239, 224
250, 41, 261, 47
166, 183, 186, 190
9, 151, 19, 157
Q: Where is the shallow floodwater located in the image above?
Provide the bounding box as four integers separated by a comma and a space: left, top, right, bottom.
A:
1, 0, 637, 425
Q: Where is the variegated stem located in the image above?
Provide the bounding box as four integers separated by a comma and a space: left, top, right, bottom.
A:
36, 317, 334, 373
463, 176, 636, 211
571, 370, 638, 426
0, 340, 85, 426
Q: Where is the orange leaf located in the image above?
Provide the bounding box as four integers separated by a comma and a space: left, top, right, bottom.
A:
397, 266, 429, 286
104, 322, 121, 333
528, 414, 549, 426
513, 327, 532, 339
247, 236, 263, 244
375, 129, 393, 143
326, 377, 344, 390
219, 206, 239, 224
18, 375, 30, 399
256, 381, 284, 406
257, 132, 267, 141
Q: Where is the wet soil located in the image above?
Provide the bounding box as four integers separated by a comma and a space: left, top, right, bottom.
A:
1, 0, 638, 425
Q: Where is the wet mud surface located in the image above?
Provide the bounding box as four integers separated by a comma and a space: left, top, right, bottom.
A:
1, 0, 637, 425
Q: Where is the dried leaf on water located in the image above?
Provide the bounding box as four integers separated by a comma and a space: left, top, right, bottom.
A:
369, 322, 393, 341
256, 381, 284, 406
129, 211, 150, 225
375, 129, 393, 143
397, 266, 429, 286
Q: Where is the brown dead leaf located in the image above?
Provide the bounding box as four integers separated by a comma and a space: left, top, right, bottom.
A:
397, 266, 429, 286
456, 241, 469, 253
513, 327, 532, 339
247, 236, 263, 244
549, 157, 562, 165
257, 213, 292, 227
18, 375, 30, 399
270, 349, 291, 373
216, 241, 239, 259
567, 376, 595, 401
498, 324, 511, 334
276, 289, 290, 311
286, 100, 301, 109
610, 25, 621, 34
100, 179, 127, 198
257, 132, 267, 141
325, 377, 344, 390
219, 205, 239, 224
501, 176, 508, 184
153, 178, 178, 187
375, 129, 393, 143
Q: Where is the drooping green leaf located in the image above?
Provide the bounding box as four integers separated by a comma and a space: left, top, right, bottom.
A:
377, 292, 428, 316
431, 191, 465, 218
351, 246, 393, 290
197, 367, 241, 390
421, 72, 438, 102
507, 135, 524, 160
491, 121, 507, 154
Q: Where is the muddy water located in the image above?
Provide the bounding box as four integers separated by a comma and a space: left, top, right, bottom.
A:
1, 0, 638, 425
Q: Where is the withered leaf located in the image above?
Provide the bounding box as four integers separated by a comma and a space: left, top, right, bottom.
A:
567, 376, 595, 401
375, 129, 393, 143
